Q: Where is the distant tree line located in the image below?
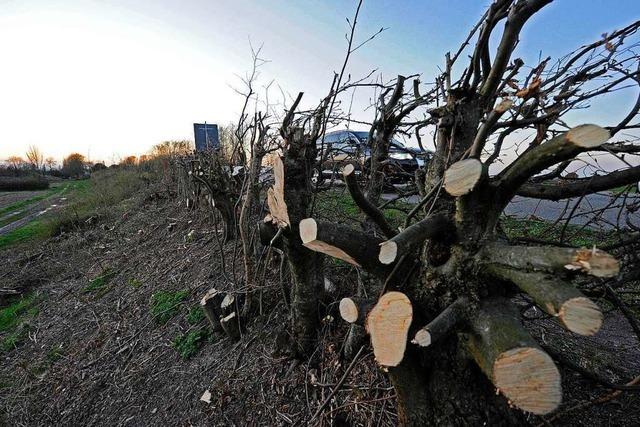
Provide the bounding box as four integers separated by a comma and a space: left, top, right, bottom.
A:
1, 139, 195, 180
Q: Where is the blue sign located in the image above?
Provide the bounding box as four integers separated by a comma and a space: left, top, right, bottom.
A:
193, 123, 220, 152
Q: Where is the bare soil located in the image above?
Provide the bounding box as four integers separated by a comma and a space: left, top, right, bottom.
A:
0, 184, 638, 426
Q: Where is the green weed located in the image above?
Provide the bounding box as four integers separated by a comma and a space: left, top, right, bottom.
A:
84, 269, 116, 293
0, 221, 52, 249
1, 322, 32, 352
172, 328, 209, 359
128, 278, 142, 288
150, 290, 189, 324
0, 294, 36, 332
186, 307, 205, 325
46, 344, 64, 363
500, 216, 617, 247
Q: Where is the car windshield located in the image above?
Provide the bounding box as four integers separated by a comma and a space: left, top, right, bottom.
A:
350, 131, 370, 143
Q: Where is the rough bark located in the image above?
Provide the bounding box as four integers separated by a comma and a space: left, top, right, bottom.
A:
486, 265, 603, 335
412, 297, 469, 347
480, 243, 619, 278
379, 214, 455, 264
200, 289, 225, 333
300, 218, 393, 279
343, 163, 397, 238
466, 298, 561, 415
281, 126, 325, 357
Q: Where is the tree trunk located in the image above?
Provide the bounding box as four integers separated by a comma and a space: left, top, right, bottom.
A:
389, 341, 529, 426
238, 142, 265, 315
390, 95, 532, 424
281, 128, 325, 356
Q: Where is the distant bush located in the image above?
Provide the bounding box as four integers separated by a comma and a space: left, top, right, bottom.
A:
0, 175, 49, 191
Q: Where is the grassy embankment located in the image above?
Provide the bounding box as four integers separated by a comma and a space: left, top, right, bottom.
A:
0, 168, 154, 249
1, 166, 162, 353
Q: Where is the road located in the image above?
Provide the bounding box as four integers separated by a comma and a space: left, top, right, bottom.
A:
505, 193, 640, 230
382, 191, 640, 230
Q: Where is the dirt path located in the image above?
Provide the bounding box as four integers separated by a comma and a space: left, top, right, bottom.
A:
0, 184, 71, 236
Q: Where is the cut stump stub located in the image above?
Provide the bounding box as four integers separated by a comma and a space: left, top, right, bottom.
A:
468, 298, 562, 415
342, 163, 355, 177
493, 347, 561, 415
339, 297, 374, 325
366, 291, 413, 367
220, 312, 241, 341
444, 158, 483, 196
565, 124, 610, 148
200, 289, 224, 332
299, 218, 359, 266
559, 297, 603, 336
378, 241, 398, 265
565, 248, 619, 278
339, 298, 358, 323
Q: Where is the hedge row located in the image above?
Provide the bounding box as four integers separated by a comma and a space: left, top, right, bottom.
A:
0, 175, 50, 191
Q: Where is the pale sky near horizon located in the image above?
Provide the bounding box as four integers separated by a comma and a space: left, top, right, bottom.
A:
0, 0, 639, 165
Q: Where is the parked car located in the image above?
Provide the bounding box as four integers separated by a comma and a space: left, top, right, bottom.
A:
314, 130, 432, 184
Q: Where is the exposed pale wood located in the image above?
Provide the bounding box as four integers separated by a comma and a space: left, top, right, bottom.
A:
220, 312, 241, 341
339, 297, 375, 325
266, 156, 290, 226
566, 124, 611, 148
220, 293, 235, 316
559, 297, 603, 336
412, 297, 468, 347
378, 214, 455, 264
343, 163, 355, 176
339, 298, 358, 323
366, 291, 413, 367
443, 158, 484, 196
493, 347, 561, 415
299, 218, 393, 278
300, 218, 358, 265
467, 298, 561, 415
378, 241, 398, 265
200, 289, 224, 332
565, 248, 620, 278
487, 265, 602, 335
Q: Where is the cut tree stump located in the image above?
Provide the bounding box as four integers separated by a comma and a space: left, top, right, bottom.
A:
487, 265, 603, 335
220, 312, 241, 341
366, 292, 413, 367
300, 218, 392, 278
481, 243, 619, 278
339, 297, 374, 325
467, 298, 561, 415
566, 124, 611, 148
443, 158, 484, 196
412, 297, 468, 347
200, 289, 225, 332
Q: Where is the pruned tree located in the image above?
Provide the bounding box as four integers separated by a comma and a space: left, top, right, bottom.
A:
292, 2, 640, 425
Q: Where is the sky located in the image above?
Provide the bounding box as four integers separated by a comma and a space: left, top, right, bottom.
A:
0, 0, 638, 164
